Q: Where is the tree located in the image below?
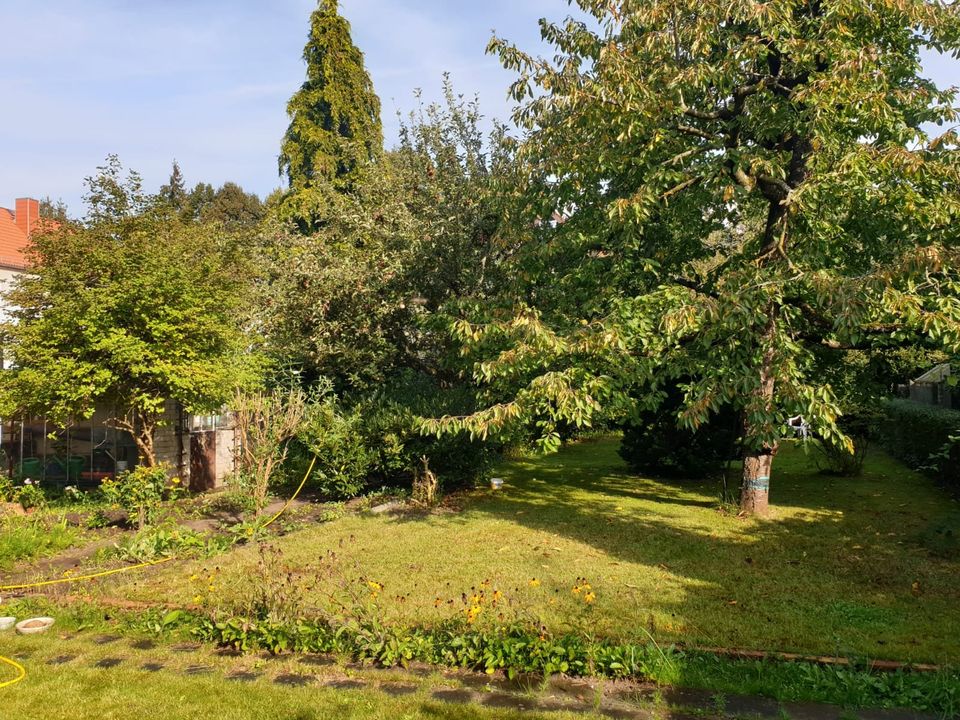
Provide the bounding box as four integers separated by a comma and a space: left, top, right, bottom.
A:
0, 157, 259, 467
279, 0, 383, 228
159, 160, 188, 212
265, 83, 516, 392
425, 1, 960, 515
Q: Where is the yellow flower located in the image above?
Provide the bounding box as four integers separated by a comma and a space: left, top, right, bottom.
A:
189, 573, 200, 582
192, 595, 202, 604
584, 591, 596, 604
528, 578, 540, 587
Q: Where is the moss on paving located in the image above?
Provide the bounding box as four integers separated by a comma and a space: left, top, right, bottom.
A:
86, 438, 960, 663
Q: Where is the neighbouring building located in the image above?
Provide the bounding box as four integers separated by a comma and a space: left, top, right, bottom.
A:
0, 197, 236, 491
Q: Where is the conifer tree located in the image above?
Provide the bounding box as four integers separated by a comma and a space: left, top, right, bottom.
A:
279, 0, 382, 202
159, 160, 187, 212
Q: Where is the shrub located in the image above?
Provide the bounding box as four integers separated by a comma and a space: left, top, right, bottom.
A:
294, 397, 375, 499
232, 387, 308, 515
100, 464, 183, 530
879, 399, 960, 486
814, 410, 884, 477
10, 478, 48, 510
620, 388, 739, 479
359, 372, 494, 489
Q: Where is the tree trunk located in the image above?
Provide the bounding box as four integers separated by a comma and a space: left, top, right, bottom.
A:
741, 446, 776, 516
740, 315, 778, 516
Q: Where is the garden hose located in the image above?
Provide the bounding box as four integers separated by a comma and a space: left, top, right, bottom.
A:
0, 455, 318, 690
0, 655, 26, 689
262, 454, 316, 529
0, 556, 177, 593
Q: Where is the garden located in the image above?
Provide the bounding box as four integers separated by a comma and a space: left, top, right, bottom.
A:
3, 0, 960, 718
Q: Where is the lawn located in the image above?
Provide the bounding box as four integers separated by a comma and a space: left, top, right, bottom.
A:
95, 436, 960, 665
0, 631, 596, 720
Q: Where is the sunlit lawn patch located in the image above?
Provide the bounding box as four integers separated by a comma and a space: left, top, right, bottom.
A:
105, 437, 959, 664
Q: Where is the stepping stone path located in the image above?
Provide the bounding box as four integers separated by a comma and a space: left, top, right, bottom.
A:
47, 655, 75, 666
184, 665, 214, 676
11, 628, 942, 720
227, 671, 261, 683
93, 635, 121, 645
274, 673, 313, 687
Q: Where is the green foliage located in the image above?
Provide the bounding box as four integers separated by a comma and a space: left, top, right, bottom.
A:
0, 516, 78, 570
430, 0, 960, 512
266, 82, 515, 393
279, 0, 383, 226
187, 613, 958, 714
879, 399, 960, 486
619, 387, 738, 479
294, 395, 374, 499
113, 526, 232, 563
359, 372, 494, 488
100, 464, 183, 530
11, 479, 47, 511
0, 156, 259, 465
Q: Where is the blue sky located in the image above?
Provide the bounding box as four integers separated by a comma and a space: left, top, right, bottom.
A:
0, 0, 957, 214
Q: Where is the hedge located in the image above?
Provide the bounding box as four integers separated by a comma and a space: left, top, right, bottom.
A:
879, 399, 960, 485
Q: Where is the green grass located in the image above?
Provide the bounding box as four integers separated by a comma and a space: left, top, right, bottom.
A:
0, 631, 599, 720
93, 438, 960, 663
0, 517, 79, 570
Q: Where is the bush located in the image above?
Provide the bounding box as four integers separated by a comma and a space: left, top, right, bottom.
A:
879, 399, 960, 486
100, 464, 183, 530
814, 410, 884, 477
619, 389, 739, 479
293, 397, 375, 500
358, 372, 495, 489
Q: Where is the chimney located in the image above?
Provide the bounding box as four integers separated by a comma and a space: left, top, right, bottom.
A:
14, 197, 40, 238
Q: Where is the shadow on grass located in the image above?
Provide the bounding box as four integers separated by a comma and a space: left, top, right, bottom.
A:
392, 437, 960, 662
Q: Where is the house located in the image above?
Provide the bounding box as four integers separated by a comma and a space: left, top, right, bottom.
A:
0, 197, 236, 491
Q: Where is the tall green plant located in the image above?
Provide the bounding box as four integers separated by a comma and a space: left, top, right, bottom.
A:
279, 0, 382, 228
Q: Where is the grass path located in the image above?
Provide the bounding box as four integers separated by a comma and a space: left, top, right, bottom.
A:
79, 438, 960, 663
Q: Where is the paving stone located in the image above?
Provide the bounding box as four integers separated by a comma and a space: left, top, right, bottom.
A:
599, 707, 648, 720
724, 693, 784, 717
478, 692, 537, 711
780, 702, 842, 720
227, 671, 261, 683
325, 679, 366, 690
93, 635, 121, 645
94, 658, 123, 669
432, 688, 475, 704
171, 643, 201, 653
855, 709, 939, 720
47, 655, 76, 666
141, 663, 165, 673
299, 654, 336, 667
184, 665, 214, 676
380, 683, 418, 697
130, 639, 156, 650
214, 647, 243, 657
274, 673, 314, 687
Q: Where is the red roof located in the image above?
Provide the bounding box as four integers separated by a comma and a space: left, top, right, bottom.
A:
0, 207, 28, 271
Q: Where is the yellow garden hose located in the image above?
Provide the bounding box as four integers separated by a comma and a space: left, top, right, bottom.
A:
0, 455, 317, 689
0, 556, 177, 593
0, 655, 26, 689
262, 455, 316, 529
